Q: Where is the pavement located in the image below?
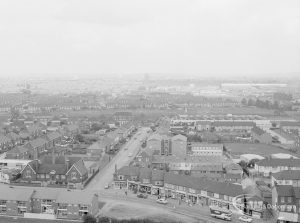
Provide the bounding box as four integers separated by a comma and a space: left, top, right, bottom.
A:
85, 127, 151, 190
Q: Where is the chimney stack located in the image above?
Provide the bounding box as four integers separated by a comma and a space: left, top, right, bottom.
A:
52, 148, 55, 164
66, 158, 70, 170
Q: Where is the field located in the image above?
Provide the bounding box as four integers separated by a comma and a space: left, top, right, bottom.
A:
225, 143, 297, 157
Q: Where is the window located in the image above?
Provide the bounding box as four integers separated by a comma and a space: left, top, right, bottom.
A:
287, 197, 292, 203
0, 200, 7, 206
61, 175, 66, 180
280, 197, 285, 203
71, 172, 77, 180
25, 169, 31, 178
118, 175, 124, 180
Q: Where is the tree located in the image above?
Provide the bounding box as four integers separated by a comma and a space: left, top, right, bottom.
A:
83, 214, 97, 223
75, 134, 84, 142
241, 98, 247, 106
247, 98, 255, 106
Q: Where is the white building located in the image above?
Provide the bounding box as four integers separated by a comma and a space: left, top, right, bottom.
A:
190, 143, 223, 156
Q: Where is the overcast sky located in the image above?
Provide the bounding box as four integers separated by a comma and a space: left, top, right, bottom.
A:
0, 0, 299, 78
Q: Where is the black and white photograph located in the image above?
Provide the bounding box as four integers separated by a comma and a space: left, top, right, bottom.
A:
0, 0, 299, 223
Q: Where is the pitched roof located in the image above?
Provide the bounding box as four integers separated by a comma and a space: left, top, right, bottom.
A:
6, 132, 20, 140
139, 168, 152, 180
257, 158, 300, 167
213, 121, 255, 127
27, 138, 48, 148
64, 124, 79, 132
117, 166, 140, 176
56, 190, 97, 205
37, 164, 67, 175
172, 134, 187, 141
72, 160, 88, 176
190, 142, 223, 148
294, 188, 300, 199
273, 170, 300, 180
26, 125, 41, 133
46, 131, 61, 141
151, 169, 164, 181
114, 112, 133, 116
87, 143, 103, 151
275, 185, 294, 197
0, 186, 34, 201
6, 146, 29, 155
19, 131, 30, 139
0, 134, 11, 144
164, 172, 243, 197
280, 121, 300, 127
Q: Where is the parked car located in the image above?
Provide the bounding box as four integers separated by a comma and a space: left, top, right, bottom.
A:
156, 198, 168, 204
239, 215, 253, 222
210, 206, 232, 221
137, 193, 148, 199
104, 184, 109, 189
211, 213, 231, 221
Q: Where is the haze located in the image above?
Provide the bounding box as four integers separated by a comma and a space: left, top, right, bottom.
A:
0, 0, 299, 78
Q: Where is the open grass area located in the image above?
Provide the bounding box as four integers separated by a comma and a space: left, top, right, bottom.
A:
225, 143, 296, 156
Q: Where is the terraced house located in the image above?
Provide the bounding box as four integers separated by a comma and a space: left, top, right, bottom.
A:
255, 158, 300, 177
113, 166, 244, 211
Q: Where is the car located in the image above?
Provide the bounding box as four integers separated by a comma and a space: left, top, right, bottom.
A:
156, 198, 168, 204
211, 213, 231, 221
104, 184, 109, 189
128, 153, 133, 157
137, 193, 148, 199
239, 215, 253, 222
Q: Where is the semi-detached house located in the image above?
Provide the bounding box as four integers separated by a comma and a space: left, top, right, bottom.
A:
0, 186, 99, 220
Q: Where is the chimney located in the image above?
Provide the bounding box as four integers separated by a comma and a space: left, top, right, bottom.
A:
52, 148, 55, 165
66, 158, 70, 170
34, 148, 38, 160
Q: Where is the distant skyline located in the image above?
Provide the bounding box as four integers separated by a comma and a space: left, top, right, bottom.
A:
0, 0, 299, 78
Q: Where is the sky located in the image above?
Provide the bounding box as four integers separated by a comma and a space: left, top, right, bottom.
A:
0, 0, 299, 79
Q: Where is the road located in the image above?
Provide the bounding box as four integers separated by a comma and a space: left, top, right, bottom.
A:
96, 189, 249, 223
86, 127, 151, 190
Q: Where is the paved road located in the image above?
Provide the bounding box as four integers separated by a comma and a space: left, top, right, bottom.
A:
86, 127, 151, 190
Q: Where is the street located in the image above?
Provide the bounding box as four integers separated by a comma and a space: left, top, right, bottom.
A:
85, 127, 151, 190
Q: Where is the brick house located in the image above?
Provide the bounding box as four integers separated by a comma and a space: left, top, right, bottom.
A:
56, 190, 99, 220
0, 187, 99, 220
20, 156, 88, 188
272, 185, 300, 223
46, 131, 62, 147
5, 146, 30, 159
0, 187, 34, 216
25, 138, 48, 159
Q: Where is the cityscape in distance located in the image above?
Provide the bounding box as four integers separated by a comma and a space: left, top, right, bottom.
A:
0, 0, 299, 223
